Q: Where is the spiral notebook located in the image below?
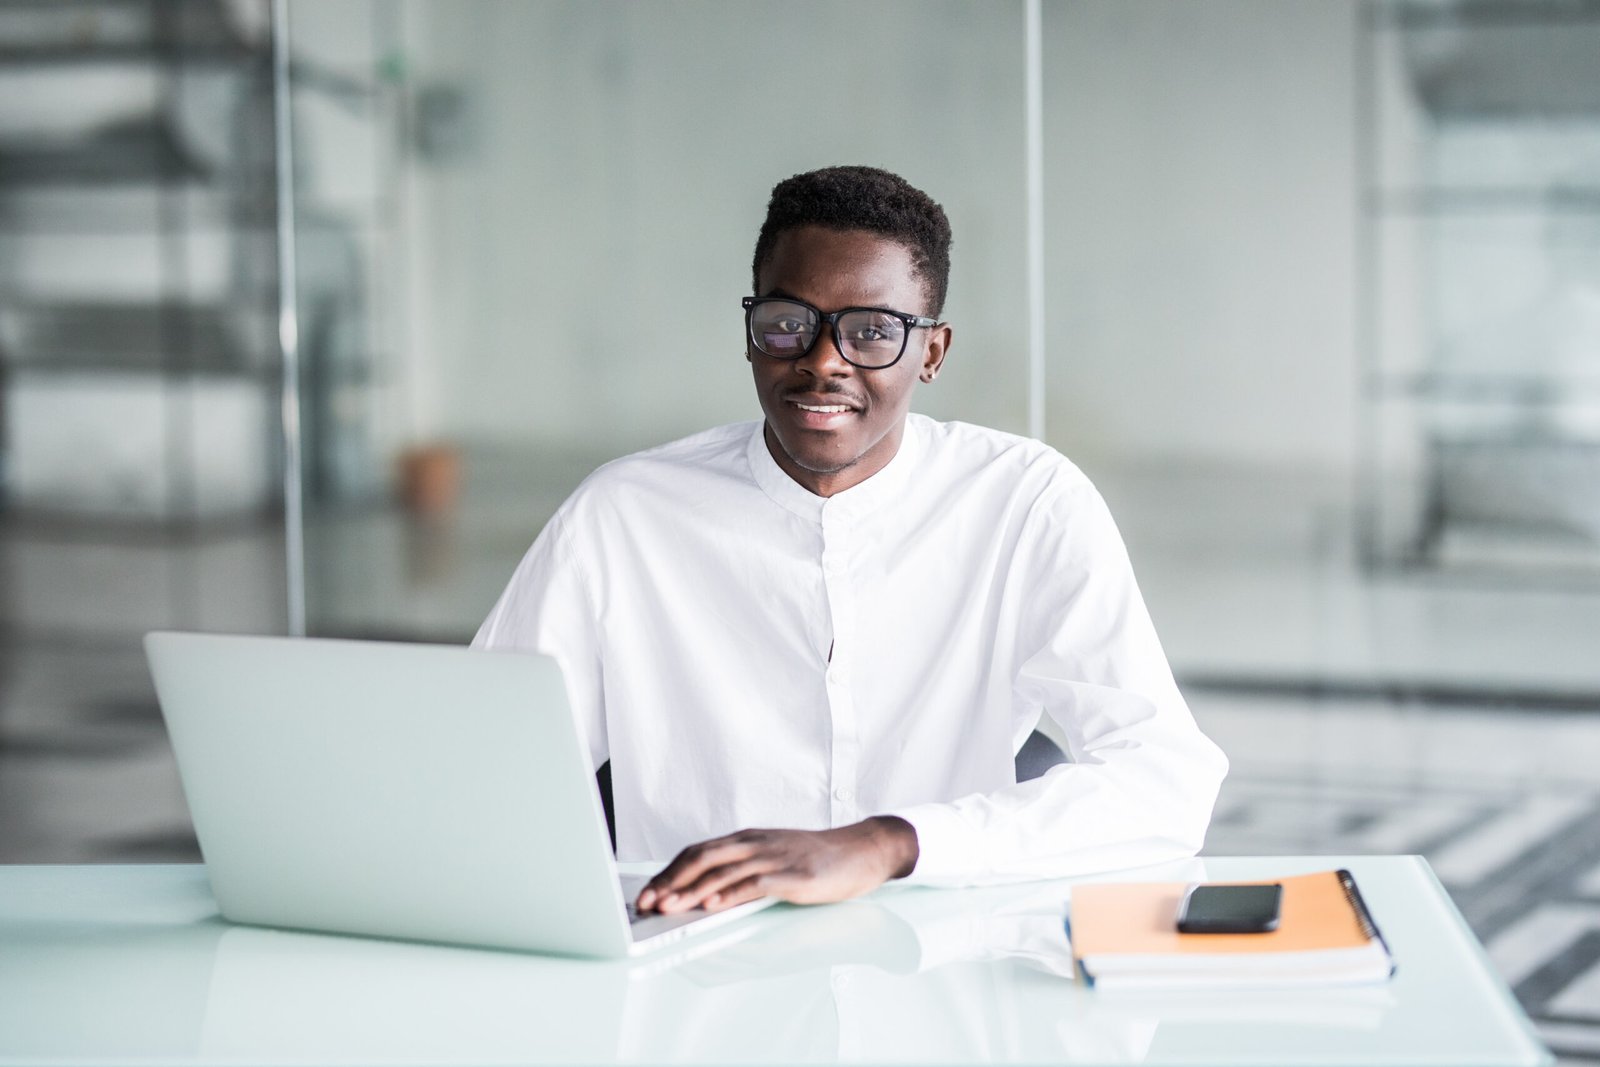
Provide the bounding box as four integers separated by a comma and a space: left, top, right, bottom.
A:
1066, 869, 1395, 991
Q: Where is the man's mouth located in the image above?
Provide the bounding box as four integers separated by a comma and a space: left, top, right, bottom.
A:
785, 395, 861, 429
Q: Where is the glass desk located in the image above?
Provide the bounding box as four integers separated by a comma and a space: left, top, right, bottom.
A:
0, 855, 1550, 1065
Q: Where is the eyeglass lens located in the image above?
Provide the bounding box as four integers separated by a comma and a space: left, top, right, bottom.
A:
748, 299, 907, 368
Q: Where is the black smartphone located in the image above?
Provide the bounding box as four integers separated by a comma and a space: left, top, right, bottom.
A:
1176, 882, 1283, 934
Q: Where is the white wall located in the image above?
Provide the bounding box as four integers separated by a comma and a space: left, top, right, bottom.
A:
1043, 0, 1358, 478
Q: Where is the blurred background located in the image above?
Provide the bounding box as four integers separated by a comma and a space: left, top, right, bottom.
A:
2, 0, 1599, 1057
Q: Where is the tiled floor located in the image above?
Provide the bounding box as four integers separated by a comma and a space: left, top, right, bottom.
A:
3, 456, 1600, 1060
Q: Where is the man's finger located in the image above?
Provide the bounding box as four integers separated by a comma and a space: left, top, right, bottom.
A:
638, 835, 761, 910
656, 854, 784, 913
646, 836, 754, 892
701, 871, 773, 912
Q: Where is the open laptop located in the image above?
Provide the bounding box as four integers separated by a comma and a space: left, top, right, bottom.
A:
144, 632, 777, 957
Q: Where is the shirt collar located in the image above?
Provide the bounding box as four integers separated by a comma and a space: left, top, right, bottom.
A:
746, 414, 925, 523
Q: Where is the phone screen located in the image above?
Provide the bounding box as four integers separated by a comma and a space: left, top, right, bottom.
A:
1176, 883, 1283, 934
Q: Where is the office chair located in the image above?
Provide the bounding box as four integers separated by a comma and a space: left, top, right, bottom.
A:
594, 730, 1069, 852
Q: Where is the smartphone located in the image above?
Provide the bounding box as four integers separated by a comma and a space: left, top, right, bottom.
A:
1176, 882, 1283, 934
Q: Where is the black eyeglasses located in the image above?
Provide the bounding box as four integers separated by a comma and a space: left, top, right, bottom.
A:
742, 296, 939, 370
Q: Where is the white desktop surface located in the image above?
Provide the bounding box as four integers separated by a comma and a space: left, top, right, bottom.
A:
0, 855, 1550, 1066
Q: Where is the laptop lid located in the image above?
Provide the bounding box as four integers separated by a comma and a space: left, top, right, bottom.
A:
145, 632, 635, 957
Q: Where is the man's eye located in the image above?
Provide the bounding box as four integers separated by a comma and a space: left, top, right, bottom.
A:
845, 316, 902, 343
772, 318, 809, 333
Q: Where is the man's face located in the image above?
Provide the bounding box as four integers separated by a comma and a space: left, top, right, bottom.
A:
749, 226, 951, 497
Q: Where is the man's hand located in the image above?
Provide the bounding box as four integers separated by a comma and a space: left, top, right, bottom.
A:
635, 816, 919, 915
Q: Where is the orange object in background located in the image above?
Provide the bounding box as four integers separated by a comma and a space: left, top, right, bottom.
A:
397, 444, 461, 517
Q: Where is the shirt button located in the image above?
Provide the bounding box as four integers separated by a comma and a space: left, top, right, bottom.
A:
824, 556, 845, 574
834, 786, 853, 802
827, 668, 846, 685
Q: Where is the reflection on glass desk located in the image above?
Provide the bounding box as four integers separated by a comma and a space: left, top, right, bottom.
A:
0, 856, 1550, 1066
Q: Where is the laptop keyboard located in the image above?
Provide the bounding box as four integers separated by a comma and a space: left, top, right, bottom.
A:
619, 875, 651, 925
619, 876, 711, 936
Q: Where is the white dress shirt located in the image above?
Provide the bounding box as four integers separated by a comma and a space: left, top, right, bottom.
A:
473, 414, 1227, 886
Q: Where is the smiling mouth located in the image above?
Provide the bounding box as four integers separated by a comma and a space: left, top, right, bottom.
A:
785, 399, 859, 430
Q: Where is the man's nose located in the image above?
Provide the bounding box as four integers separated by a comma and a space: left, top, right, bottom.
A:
797, 325, 852, 376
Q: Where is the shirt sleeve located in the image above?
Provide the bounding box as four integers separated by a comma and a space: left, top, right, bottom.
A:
472, 509, 609, 770
887, 476, 1227, 887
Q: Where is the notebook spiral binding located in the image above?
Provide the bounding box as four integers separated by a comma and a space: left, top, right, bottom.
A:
1338, 868, 1397, 974
1336, 869, 1378, 939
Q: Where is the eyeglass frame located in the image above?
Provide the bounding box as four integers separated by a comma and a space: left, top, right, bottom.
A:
741, 295, 941, 370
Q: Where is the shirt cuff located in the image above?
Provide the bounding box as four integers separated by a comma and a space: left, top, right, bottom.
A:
886, 801, 989, 888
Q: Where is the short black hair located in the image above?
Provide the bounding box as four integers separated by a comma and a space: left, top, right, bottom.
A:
752, 165, 952, 318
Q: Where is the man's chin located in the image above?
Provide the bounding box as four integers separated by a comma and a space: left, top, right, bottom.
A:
788, 446, 861, 477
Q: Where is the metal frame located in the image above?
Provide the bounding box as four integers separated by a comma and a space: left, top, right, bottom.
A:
272, 0, 305, 636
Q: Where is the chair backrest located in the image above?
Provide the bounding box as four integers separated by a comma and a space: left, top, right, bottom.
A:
1014, 729, 1070, 782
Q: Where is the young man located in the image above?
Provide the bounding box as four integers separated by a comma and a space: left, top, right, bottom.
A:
474, 166, 1226, 915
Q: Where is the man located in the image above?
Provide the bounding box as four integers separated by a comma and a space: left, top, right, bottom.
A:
474, 165, 1226, 916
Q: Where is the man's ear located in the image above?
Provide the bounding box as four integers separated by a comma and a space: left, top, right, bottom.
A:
919, 323, 953, 383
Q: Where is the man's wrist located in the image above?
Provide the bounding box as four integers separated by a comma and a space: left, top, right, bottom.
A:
864, 815, 919, 880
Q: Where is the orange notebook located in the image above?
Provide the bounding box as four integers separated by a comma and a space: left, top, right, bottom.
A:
1067, 869, 1395, 990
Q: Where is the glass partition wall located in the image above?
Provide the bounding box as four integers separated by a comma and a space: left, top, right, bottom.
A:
0, 0, 286, 861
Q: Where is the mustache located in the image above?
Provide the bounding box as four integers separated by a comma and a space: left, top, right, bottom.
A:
782, 386, 863, 407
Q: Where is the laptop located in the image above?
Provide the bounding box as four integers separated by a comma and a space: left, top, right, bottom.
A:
144, 631, 778, 957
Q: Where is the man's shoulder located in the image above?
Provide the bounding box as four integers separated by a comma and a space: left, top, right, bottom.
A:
912, 414, 1092, 494
559, 421, 759, 516
912, 416, 1123, 559
598, 421, 757, 476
